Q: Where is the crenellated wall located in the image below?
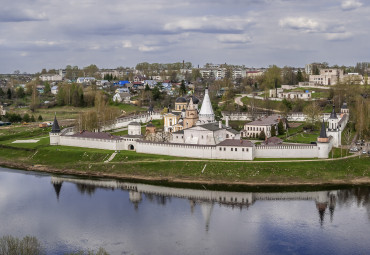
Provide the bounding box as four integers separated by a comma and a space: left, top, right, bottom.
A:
255, 144, 318, 158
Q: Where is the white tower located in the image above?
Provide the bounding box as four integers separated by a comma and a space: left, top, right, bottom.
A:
128, 122, 141, 135
198, 88, 215, 124
327, 105, 341, 147
50, 115, 61, 145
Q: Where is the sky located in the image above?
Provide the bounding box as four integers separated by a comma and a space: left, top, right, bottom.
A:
0, 0, 369, 73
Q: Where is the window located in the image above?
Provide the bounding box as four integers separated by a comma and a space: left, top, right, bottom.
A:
231, 148, 233, 151
242, 148, 244, 152
247, 148, 249, 152
219, 147, 222, 151
226, 134, 229, 138
235, 148, 237, 151
224, 148, 226, 151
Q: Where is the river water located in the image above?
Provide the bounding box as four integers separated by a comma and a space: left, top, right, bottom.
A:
0, 167, 370, 255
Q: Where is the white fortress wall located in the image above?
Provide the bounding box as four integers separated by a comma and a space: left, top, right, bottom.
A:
214, 146, 254, 160
60, 136, 124, 151
255, 144, 318, 158
136, 141, 216, 159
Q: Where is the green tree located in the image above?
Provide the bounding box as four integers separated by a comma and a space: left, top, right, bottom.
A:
44, 82, 51, 94
23, 113, 30, 122
38, 115, 43, 121
179, 80, 186, 95
16, 87, 25, 98
278, 120, 285, 135
259, 130, 266, 140
0, 88, 4, 97
30, 115, 36, 122
7, 88, 12, 99
260, 65, 282, 90
271, 125, 276, 137
297, 69, 303, 83
152, 85, 161, 101
0, 235, 45, 255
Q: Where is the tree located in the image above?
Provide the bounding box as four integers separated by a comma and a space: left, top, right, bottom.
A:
152, 85, 161, 101
179, 80, 186, 95
259, 130, 266, 140
22, 113, 30, 122
16, 87, 25, 98
260, 65, 281, 90
278, 120, 285, 135
44, 82, 51, 94
7, 88, 12, 99
271, 125, 276, 137
38, 115, 43, 121
297, 69, 303, 83
0, 88, 4, 98
0, 235, 45, 255
30, 115, 36, 122
30, 84, 40, 112
303, 101, 321, 128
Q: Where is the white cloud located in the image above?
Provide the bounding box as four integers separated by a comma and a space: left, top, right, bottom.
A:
164, 16, 252, 34
341, 0, 363, 11
218, 34, 252, 44
325, 32, 353, 41
122, 40, 133, 48
279, 17, 321, 32
138, 45, 161, 52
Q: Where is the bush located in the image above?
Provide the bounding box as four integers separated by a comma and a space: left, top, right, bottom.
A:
38, 115, 43, 121
23, 113, 30, 123
0, 235, 45, 255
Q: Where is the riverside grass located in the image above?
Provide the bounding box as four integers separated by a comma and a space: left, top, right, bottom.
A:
0, 125, 369, 185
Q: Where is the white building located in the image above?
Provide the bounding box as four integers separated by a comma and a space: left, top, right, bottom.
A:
242, 115, 283, 138
309, 69, 344, 85
77, 77, 96, 84
113, 92, 131, 103
0, 105, 6, 116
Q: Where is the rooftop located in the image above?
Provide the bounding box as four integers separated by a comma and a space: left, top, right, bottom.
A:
246, 115, 281, 126
69, 131, 122, 140
217, 139, 254, 147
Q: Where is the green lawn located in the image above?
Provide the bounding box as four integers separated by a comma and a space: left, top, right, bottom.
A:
1, 124, 369, 185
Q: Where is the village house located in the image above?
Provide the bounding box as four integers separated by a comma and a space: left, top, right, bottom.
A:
113, 92, 131, 103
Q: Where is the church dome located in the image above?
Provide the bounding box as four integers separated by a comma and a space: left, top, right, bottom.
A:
190, 95, 199, 104
175, 97, 187, 103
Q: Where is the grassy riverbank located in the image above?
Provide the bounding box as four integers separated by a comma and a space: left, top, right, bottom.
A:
0, 126, 369, 185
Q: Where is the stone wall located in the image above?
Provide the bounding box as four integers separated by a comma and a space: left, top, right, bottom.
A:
255, 144, 318, 158
59, 136, 125, 151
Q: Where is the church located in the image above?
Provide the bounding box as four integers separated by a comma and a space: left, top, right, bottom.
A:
168, 88, 240, 145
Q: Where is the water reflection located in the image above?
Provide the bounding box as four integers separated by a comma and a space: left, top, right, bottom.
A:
50, 176, 348, 228
1, 168, 370, 255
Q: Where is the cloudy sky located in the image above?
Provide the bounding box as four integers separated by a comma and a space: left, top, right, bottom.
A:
0, 0, 369, 73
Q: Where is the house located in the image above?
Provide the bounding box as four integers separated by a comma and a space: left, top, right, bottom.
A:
36, 85, 45, 94
241, 115, 283, 139
144, 80, 157, 89
51, 86, 58, 95
0, 105, 6, 116
76, 77, 96, 84
39, 74, 63, 82
115, 87, 130, 94
113, 92, 131, 103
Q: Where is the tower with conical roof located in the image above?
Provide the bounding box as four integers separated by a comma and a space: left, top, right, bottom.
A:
198, 88, 215, 124
327, 104, 342, 148
317, 119, 330, 158
328, 105, 338, 131
50, 114, 61, 145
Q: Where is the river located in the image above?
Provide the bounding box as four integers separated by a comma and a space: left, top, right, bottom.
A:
0, 167, 369, 254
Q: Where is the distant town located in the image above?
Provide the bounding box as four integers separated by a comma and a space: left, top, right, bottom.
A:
0, 61, 369, 163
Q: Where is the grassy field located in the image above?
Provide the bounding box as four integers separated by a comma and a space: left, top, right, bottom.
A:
0, 124, 369, 185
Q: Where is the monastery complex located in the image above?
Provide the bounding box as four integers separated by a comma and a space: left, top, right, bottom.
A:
50, 88, 349, 160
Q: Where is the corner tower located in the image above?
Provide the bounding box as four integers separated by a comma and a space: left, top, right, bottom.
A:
50, 114, 61, 145
317, 120, 330, 158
